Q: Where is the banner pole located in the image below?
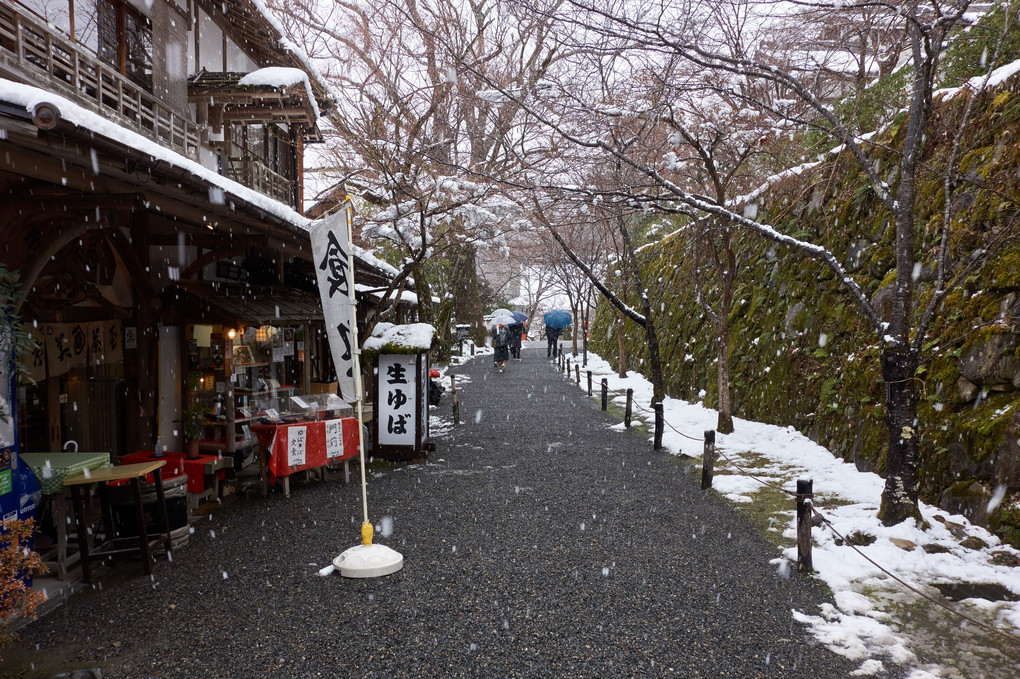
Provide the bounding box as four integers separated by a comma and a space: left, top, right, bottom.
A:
344, 198, 371, 539
330, 197, 403, 577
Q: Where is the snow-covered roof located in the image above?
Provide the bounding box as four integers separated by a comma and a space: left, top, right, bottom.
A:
247, 0, 343, 114
355, 284, 418, 306
361, 322, 436, 355
233, 66, 321, 120
0, 78, 313, 230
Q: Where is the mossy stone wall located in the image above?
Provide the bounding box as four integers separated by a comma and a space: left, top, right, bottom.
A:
589, 78, 1020, 544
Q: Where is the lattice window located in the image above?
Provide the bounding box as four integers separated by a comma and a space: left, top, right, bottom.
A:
97, 0, 152, 91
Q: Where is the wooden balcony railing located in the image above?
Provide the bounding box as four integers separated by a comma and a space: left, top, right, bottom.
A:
226, 155, 294, 206
0, 2, 199, 160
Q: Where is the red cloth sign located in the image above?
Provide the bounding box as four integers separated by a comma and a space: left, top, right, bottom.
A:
122, 451, 226, 493
251, 418, 359, 480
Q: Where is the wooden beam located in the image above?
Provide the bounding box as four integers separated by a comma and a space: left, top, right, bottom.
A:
104, 226, 157, 299
180, 240, 258, 280
221, 107, 313, 122
14, 222, 93, 313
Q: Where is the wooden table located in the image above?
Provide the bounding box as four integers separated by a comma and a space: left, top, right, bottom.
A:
63, 461, 172, 582
20, 452, 111, 580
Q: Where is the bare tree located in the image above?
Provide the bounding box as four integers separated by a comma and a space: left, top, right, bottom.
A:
497, 0, 1016, 525
270, 0, 563, 344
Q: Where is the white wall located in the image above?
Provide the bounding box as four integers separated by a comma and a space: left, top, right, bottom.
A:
196, 7, 224, 72
226, 37, 257, 72
191, 5, 258, 74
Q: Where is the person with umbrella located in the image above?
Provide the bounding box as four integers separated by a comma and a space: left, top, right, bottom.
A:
490, 314, 515, 371
508, 311, 527, 360
543, 310, 572, 358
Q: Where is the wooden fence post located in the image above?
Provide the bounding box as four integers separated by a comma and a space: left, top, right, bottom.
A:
701, 430, 716, 490
600, 378, 608, 410
797, 479, 814, 573
587, 371, 593, 396
450, 375, 460, 426
653, 402, 663, 450
625, 388, 633, 427
566, 356, 571, 376
575, 364, 580, 385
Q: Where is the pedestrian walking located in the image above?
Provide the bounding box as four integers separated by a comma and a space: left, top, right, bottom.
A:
546, 325, 562, 358
492, 322, 510, 370
508, 321, 523, 360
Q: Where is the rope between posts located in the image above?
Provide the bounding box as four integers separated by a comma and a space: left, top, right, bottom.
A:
573, 368, 1020, 649
630, 398, 705, 442
810, 506, 1020, 651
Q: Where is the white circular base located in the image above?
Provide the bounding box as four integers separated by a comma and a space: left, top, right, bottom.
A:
333, 543, 404, 578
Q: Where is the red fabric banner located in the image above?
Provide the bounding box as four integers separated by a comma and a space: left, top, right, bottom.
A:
251, 418, 359, 479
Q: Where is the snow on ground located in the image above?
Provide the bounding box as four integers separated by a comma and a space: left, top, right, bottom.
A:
530, 345, 1020, 678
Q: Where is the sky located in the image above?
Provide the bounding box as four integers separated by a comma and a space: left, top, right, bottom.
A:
444, 341, 1020, 679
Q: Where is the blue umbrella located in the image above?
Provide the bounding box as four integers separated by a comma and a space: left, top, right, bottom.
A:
511, 311, 528, 324
543, 310, 572, 329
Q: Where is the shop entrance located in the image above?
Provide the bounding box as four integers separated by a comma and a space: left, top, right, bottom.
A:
18, 365, 125, 456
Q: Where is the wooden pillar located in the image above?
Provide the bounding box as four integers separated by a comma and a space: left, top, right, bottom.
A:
797, 479, 814, 572
653, 402, 664, 450
702, 430, 716, 490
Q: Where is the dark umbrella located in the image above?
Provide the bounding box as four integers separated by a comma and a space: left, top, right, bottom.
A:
511, 311, 528, 324
543, 310, 572, 329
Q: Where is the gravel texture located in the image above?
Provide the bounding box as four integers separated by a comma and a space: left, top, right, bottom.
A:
7, 345, 889, 678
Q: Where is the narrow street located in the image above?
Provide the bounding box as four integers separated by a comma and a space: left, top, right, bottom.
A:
4, 343, 877, 678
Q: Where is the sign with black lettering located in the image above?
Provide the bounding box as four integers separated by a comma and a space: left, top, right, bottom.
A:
310, 212, 357, 402
377, 354, 417, 447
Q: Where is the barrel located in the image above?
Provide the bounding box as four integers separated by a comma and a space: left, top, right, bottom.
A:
110, 471, 190, 551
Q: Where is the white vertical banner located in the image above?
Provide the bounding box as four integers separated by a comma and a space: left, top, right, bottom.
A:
325, 418, 343, 459
310, 212, 357, 402
377, 354, 417, 447
288, 425, 307, 467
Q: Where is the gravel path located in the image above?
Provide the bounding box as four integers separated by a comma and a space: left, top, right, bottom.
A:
8, 344, 883, 678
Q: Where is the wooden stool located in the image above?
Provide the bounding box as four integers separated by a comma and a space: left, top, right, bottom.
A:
63, 461, 172, 583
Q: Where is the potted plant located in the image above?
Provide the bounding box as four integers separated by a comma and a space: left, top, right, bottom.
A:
175, 405, 211, 459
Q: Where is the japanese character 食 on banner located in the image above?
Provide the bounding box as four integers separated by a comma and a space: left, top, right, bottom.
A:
310, 212, 357, 402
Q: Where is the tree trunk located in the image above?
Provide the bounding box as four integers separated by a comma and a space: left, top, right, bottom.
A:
616, 309, 627, 379
644, 316, 664, 405
878, 347, 921, 525
715, 318, 734, 434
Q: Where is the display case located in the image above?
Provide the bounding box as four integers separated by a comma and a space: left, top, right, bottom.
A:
252, 393, 353, 423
